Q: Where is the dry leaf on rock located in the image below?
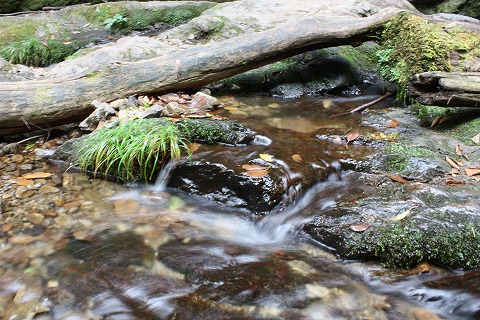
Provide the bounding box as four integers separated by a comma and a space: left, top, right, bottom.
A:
243, 170, 269, 178
465, 168, 480, 177
445, 156, 460, 170
241, 164, 270, 171
349, 224, 370, 232
449, 168, 461, 175
472, 133, 480, 145
445, 178, 466, 186
455, 144, 463, 157
373, 170, 409, 184
292, 154, 302, 163
391, 205, 418, 221
430, 115, 445, 127
387, 119, 399, 128
345, 131, 360, 144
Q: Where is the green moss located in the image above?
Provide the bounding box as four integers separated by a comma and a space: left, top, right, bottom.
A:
348, 213, 480, 269
410, 103, 456, 126
0, 38, 77, 66
450, 116, 480, 146
385, 143, 437, 172
179, 118, 245, 145
336, 43, 379, 73
377, 12, 480, 102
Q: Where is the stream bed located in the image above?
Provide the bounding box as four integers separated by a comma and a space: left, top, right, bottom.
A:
1, 95, 479, 319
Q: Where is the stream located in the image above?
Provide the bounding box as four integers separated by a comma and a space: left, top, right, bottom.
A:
1, 95, 479, 319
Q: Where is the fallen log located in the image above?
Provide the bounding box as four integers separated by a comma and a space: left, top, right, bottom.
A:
408, 71, 480, 108
0, 8, 404, 136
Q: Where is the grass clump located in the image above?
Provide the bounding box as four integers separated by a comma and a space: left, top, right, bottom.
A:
348, 215, 480, 269
377, 12, 480, 102
73, 119, 191, 182
0, 38, 77, 67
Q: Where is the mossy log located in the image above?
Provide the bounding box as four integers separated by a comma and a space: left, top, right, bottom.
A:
409, 71, 480, 107
0, 8, 404, 136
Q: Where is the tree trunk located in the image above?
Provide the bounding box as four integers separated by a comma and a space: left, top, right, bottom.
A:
408, 71, 480, 108
0, 8, 403, 136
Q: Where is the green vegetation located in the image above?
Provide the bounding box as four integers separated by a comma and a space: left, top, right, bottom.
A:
410, 103, 455, 126
450, 116, 480, 146
385, 143, 437, 172
73, 119, 191, 182
103, 13, 128, 32
178, 118, 247, 144
348, 213, 480, 269
377, 12, 480, 102
0, 38, 77, 67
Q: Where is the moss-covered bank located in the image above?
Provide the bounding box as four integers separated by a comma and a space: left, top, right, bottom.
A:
377, 12, 480, 101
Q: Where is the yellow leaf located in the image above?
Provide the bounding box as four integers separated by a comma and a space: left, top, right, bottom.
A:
259, 154, 273, 162
391, 205, 418, 221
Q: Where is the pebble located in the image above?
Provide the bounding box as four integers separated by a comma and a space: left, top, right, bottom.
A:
18, 164, 33, 171
15, 186, 34, 199
39, 185, 61, 194
26, 213, 44, 225
11, 154, 24, 163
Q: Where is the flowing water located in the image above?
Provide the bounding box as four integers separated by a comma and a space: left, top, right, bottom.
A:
1, 95, 479, 319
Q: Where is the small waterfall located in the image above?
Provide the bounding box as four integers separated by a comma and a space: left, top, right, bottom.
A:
153, 161, 176, 191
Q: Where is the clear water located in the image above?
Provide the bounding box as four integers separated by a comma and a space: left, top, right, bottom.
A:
1, 95, 479, 320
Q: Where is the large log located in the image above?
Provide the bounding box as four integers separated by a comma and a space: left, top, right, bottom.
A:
408, 71, 480, 107
0, 8, 403, 136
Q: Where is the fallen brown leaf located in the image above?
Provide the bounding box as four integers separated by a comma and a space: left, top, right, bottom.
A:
430, 115, 445, 127
445, 156, 460, 170
472, 133, 480, 145
188, 142, 200, 152
243, 170, 269, 178
345, 131, 360, 144
449, 168, 461, 175
373, 170, 409, 184
465, 168, 480, 177
292, 154, 302, 163
445, 178, 466, 186
387, 119, 399, 128
455, 144, 463, 157
349, 224, 370, 232
241, 164, 270, 171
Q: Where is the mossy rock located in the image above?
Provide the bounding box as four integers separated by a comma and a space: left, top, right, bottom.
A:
315, 211, 480, 269
377, 12, 480, 101
304, 171, 480, 269
379, 142, 448, 181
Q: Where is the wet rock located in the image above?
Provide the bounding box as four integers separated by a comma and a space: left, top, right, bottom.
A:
303, 172, 480, 269
141, 104, 166, 118
191, 91, 221, 109
39, 185, 61, 195
26, 213, 44, 225
15, 186, 34, 199
178, 118, 255, 145
169, 161, 285, 214
79, 100, 117, 132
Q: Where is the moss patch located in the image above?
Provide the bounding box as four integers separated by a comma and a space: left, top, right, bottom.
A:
347, 213, 480, 269
410, 103, 456, 126
384, 143, 438, 172
450, 116, 480, 146
377, 12, 480, 102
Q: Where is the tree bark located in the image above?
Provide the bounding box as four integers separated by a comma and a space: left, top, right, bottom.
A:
0, 8, 403, 136
408, 71, 480, 108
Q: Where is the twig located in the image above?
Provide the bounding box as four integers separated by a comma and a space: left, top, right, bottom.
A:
330, 92, 395, 118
